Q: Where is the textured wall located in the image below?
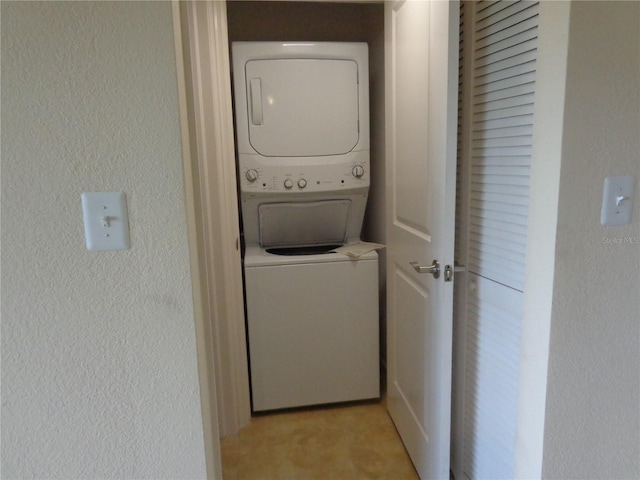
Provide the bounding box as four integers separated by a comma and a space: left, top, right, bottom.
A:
542, 1, 640, 478
1, 2, 207, 478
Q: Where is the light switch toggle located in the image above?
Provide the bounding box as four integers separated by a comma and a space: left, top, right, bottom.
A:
81, 192, 130, 251
600, 176, 635, 226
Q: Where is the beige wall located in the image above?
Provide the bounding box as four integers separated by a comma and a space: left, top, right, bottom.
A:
1, 2, 207, 478
542, 1, 640, 478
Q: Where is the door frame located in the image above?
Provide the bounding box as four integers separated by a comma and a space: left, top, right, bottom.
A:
173, 0, 251, 462
174, 1, 560, 479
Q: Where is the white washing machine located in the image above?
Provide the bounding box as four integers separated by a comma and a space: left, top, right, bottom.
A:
232, 42, 379, 411
244, 246, 379, 411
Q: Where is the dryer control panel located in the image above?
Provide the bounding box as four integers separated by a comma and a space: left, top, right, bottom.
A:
238, 151, 370, 194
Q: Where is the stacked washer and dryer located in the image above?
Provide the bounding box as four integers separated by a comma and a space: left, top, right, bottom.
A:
232, 42, 379, 412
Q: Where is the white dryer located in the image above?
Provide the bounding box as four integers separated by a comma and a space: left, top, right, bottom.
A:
232, 42, 379, 412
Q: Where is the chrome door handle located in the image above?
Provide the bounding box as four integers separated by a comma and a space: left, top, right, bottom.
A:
410, 260, 440, 279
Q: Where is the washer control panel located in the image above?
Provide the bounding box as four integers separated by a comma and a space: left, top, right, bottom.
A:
239, 152, 370, 194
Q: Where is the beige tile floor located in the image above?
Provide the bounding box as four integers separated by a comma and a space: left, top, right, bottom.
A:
221, 401, 419, 480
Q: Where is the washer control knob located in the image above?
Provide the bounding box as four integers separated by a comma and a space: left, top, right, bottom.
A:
245, 169, 259, 182
352, 164, 365, 178
297, 178, 308, 189
283, 178, 294, 190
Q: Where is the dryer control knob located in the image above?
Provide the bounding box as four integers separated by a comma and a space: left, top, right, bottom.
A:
246, 169, 259, 182
283, 178, 294, 189
352, 165, 365, 178
297, 178, 307, 189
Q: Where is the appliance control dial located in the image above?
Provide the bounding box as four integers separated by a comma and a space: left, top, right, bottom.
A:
246, 169, 259, 182
297, 178, 308, 189
352, 165, 365, 178
283, 178, 294, 189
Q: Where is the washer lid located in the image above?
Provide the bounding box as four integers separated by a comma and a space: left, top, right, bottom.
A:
258, 200, 351, 247
243, 244, 378, 267
245, 59, 359, 157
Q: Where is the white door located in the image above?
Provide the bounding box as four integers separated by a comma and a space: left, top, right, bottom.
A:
385, 1, 458, 479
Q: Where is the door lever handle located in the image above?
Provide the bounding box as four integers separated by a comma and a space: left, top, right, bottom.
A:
410, 260, 440, 279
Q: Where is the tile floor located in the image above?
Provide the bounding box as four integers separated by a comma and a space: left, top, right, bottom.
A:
221, 400, 419, 480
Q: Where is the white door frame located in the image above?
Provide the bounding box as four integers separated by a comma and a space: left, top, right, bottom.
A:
514, 3, 569, 477
172, 1, 251, 472
173, 1, 561, 478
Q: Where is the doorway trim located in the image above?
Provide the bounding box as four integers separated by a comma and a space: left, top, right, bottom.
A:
514, 2, 569, 477
174, 0, 251, 451
173, 1, 557, 478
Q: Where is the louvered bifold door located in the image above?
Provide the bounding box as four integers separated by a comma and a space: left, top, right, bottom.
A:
468, 0, 538, 291
454, 2, 539, 479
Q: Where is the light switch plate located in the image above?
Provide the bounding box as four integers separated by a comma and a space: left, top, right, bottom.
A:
81, 192, 130, 251
600, 176, 635, 226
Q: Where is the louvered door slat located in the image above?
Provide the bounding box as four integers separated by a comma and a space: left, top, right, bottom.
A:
474, 50, 536, 78
473, 123, 532, 138
474, 82, 535, 106
475, 27, 537, 58
476, 3, 539, 39
474, 91, 534, 112
475, 0, 518, 22
468, 238, 527, 263
472, 145, 531, 156
473, 135, 532, 149
475, 71, 536, 97
475, 15, 538, 50
468, 230, 527, 254
475, 61, 537, 88
468, 213, 528, 237
467, 232, 528, 256
467, 234, 528, 260
471, 180, 529, 195
471, 188, 529, 206
470, 230, 528, 250
475, 38, 537, 67
471, 156, 531, 168
474, 114, 533, 132
470, 204, 527, 223
470, 198, 530, 215
473, 102, 533, 122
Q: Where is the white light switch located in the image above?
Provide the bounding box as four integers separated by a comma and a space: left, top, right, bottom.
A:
600, 176, 635, 226
81, 192, 130, 251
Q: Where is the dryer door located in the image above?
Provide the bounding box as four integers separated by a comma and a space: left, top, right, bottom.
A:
245, 59, 360, 157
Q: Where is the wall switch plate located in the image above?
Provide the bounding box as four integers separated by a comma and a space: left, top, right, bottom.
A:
600, 176, 635, 226
81, 192, 130, 251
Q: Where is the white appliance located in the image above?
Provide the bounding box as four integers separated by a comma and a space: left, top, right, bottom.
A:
232, 41, 379, 412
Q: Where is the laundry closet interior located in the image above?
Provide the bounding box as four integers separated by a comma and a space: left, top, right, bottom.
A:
227, 0, 389, 409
